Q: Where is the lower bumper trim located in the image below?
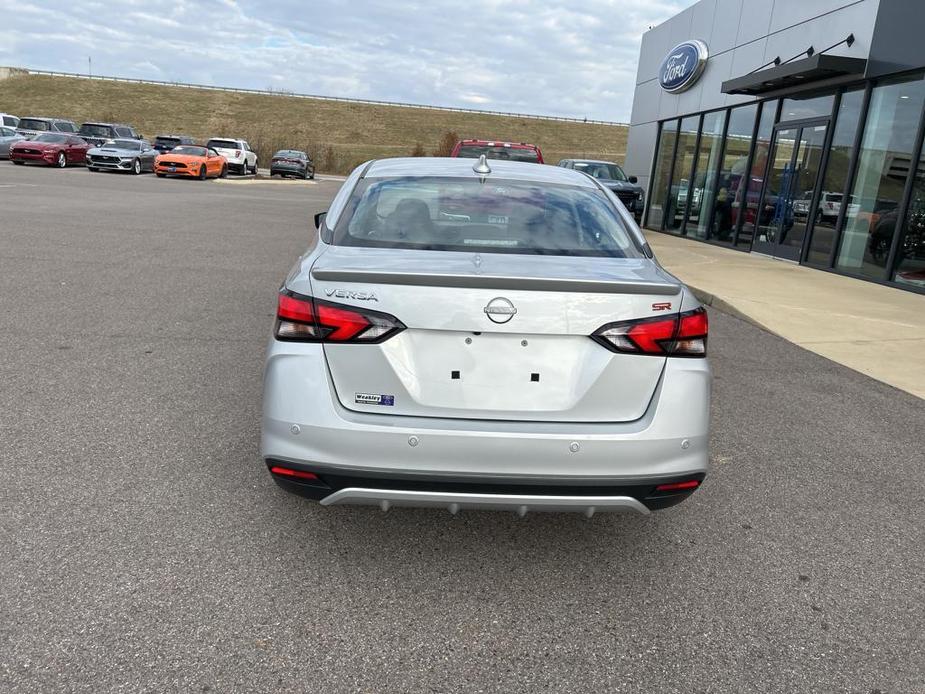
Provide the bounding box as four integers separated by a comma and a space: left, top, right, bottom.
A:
319, 487, 650, 516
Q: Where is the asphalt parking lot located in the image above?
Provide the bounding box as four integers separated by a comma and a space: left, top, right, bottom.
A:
1, 162, 923, 693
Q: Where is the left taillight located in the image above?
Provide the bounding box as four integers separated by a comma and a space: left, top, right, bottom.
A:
275, 289, 406, 343
591, 307, 708, 357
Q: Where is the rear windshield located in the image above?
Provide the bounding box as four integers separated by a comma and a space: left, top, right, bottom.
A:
2, 116, 18, 127
335, 177, 642, 258
54, 122, 77, 133
572, 161, 626, 181
207, 139, 239, 150
155, 137, 181, 146
80, 124, 114, 137
171, 145, 207, 156
456, 145, 540, 163
824, 193, 843, 202
274, 150, 304, 158
19, 118, 50, 131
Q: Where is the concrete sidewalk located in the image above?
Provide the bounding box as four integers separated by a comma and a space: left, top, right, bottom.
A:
645, 231, 925, 399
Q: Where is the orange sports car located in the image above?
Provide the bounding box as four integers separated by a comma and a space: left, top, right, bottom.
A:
154, 144, 228, 179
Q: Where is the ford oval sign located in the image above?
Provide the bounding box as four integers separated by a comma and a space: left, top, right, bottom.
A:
659, 40, 709, 93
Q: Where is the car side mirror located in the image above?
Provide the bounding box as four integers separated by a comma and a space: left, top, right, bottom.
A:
315, 211, 332, 242
628, 175, 638, 184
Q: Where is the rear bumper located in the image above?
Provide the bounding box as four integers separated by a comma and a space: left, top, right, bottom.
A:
271, 164, 305, 174
267, 461, 704, 513
261, 341, 711, 505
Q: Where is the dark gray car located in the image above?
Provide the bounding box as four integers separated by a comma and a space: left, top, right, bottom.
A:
270, 150, 314, 179
86, 139, 157, 174
558, 159, 645, 220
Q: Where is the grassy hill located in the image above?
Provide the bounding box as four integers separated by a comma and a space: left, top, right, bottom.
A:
0, 73, 629, 175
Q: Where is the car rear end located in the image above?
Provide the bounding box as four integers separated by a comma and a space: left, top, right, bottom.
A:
15, 117, 52, 141
78, 124, 116, 147
207, 139, 247, 172
271, 151, 307, 177
262, 158, 710, 516
153, 136, 184, 154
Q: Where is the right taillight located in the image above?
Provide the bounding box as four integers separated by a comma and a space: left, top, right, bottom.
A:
275, 289, 405, 343
591, 307, 708, 357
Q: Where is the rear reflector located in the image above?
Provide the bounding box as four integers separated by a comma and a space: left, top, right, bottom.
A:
591, 307, 708, 357
654, 480, 700, 492
275, 289, 405, 343
269, 465, 319, 481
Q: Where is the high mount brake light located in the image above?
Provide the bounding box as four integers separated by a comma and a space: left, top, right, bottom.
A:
275, 289, 406, 343
591, 307, 708, 357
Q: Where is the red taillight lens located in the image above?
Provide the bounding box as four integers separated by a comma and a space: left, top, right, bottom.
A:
654, 480, 701, 492
275, 289, 405, 343
591, 307, 707, 357
269, 465, 319, 481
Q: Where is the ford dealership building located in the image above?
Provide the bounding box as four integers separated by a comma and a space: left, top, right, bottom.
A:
625, 0, 925, 292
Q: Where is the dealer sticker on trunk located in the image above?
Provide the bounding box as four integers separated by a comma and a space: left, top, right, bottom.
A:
355, 393, 395, 406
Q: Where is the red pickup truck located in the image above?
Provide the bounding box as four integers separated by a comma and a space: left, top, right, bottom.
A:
450, 139, 544, 164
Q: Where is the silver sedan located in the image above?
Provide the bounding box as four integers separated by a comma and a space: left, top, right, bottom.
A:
262, 157, 711, 516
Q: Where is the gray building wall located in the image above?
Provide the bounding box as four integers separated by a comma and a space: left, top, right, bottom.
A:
625, 0, 881, 195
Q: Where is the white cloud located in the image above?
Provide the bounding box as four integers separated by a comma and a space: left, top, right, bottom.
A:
3, 0, 695, 121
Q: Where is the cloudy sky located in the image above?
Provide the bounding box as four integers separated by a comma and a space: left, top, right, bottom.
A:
2, 0, 695, 122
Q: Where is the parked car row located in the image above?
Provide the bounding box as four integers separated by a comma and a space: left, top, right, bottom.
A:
0, 111, 318, 181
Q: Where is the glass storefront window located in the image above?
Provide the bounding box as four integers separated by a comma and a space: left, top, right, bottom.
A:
892, 155, 925, 288
665, 115, 699, 233
780, 93, 835, 122
645, 119, 678, 229
710, 103, 758, 244
687, 110, 727, 239
737, 100, 778, 246
836, 76, 925, 279
806, 89, 865, 266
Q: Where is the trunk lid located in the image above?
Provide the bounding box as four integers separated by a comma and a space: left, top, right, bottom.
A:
300, 247, 682, 423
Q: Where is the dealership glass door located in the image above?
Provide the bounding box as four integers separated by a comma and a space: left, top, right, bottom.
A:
753, 121, 829, 260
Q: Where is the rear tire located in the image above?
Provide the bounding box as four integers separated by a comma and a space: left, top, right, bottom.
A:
56, 152, 66, 168
198, 165, 207, 181
156, 172, 166, 178
132, 158, 142, 175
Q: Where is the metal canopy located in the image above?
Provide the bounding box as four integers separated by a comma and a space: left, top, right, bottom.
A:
721, 54, 867, 96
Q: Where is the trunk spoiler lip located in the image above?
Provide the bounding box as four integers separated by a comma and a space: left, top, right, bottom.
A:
310, 268, 682, 296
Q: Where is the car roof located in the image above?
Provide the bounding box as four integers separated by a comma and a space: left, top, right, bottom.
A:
155, 134, 193, 139
207, 137, 243, 141
568, 159, 622, 166
364, 157, 597, 187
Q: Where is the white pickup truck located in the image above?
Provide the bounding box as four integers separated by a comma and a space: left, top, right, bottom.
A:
205, 137, 257, 175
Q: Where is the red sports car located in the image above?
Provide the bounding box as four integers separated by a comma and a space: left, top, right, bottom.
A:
9, 133, 90, 168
